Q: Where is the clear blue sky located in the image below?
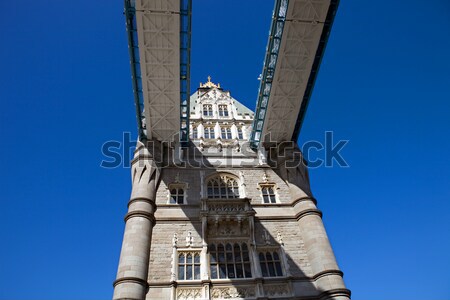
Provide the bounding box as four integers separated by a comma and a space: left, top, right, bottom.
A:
1, 0, 449, 299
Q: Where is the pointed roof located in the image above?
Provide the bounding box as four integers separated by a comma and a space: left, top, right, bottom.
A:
189, 77, 254, 116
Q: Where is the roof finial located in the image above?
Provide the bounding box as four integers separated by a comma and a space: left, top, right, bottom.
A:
200, 76, 220, 89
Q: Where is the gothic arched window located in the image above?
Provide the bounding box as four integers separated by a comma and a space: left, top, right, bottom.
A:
204, 127, 215, 139
203, 104, 213, 117
178, 252, 201, 280
207, 175, 240, 199
220, 127, 232, 139
259, 251, 283, 277
209, 243, 251, 279
218, 105, 229, 117
237, 127, 243, 139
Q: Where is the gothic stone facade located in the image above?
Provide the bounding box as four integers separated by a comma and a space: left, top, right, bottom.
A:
113, 79, 350, 300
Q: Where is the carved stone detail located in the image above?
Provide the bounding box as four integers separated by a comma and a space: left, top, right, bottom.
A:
211, 286, 256, 299
263, 284, 290, 297
208, 204, 245, 213
177, 288, 202, 300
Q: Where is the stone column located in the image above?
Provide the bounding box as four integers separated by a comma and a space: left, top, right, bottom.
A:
274, 142, 350, 299
113, 140, 161, 300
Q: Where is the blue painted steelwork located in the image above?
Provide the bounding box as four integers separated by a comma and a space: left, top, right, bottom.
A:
180, 0, 192, 146
124, 0, 146, 141
249, 0, 289, 150
291, 0, 340, 141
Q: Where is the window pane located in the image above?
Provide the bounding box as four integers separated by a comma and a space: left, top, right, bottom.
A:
210, 252, 217, 263
263, 195, 269, 203
242, 243, 248, 251
226, 252, 233, 261
235, 264, 244, 278
233, 187, 239, 197
244, 263, 252, 278
234, 244, 241, 262
259, 253, 265, 262
186, 265, 192, 280
243, 251, 249, 262
270, 195, 276, 203
194, 254, 200, 263
187, 254, 192, 263
178, 195, 184, 204
260, 262, 268, 277
210, 264, 218, 279
219, 264, 226, 278
218, 244, 224, 251
227, 264, 235, 278
194, 265, 200, 280
268, 262, 275, 277
178, 266, 185, 280
275, 261, 283, 276
218, 252, 225, 263
179, 254, 185, 263
273, 252, 280, 260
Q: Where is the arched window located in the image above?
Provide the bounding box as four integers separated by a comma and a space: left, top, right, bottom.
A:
204, 127, 215, 139
261, 185, 276, 203
207, 175, 239, 199
259, 251, 283, 277
218, 105, 229, 117
170, 188, 185, 204
220, 127, 232, 139
203, 104, 213, 117
178, 252, 201, 280
237, 127, 243, 139
209, 243, 251, 279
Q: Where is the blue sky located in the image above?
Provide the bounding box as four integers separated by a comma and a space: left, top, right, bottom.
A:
0, 0, 449, 299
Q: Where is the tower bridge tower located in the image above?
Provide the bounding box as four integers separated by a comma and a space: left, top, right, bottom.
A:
114, 0, 348, 299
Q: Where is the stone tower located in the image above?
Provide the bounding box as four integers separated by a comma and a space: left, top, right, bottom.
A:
113, 78, 350, 300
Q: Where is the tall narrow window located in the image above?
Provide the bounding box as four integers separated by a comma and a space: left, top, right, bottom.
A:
192, 127, 198, 139
261, 186, 276, 203
218, 105, 228, 117
237, 127, 243, 139
209, 243, 252, 279
204, 127, 215, 139
170, 188, 185, 204
207, 175, 239, 198
203, 104, 213, 117
178, 252, 201, 280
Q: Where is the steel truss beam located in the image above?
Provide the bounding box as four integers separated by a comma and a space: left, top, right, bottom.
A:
124, 0, 191, 143
250, 0, 339, 149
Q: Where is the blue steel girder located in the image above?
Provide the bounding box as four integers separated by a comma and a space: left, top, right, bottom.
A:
250, 0, 289, 149
180, 0, 192, 146
124, 0, 146, 141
